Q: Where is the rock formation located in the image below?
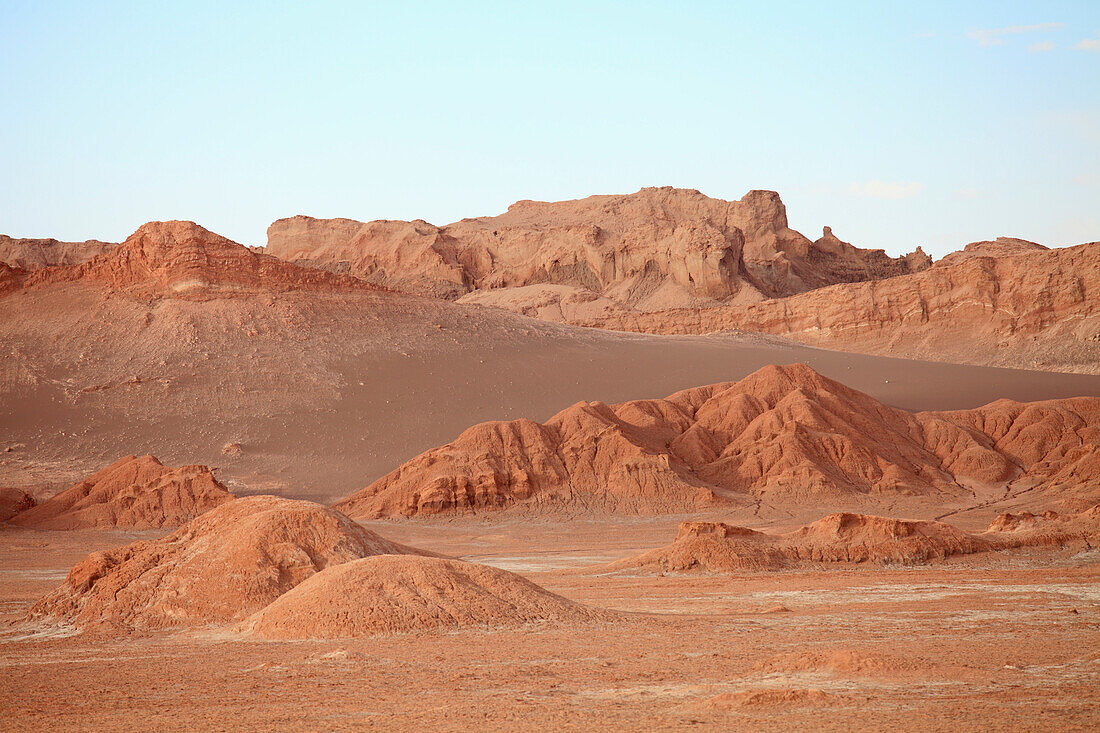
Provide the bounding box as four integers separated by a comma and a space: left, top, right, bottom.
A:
9, 455, 233, 530
334, 364, 1100, 518
607, 514, 989, 572
266, 188, 930, 307
475, 240, 1100, 374
25, 496, 424, 632
0, 487, 35, 522
13, 220, 377, 299
0, 235, 115, 269
239, 555, 604, 639
604, 505, 1100, 573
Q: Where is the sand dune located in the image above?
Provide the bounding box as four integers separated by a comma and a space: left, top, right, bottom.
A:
240, 555, 605, 639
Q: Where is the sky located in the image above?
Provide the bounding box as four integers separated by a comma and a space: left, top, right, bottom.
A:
1, 1, 1098, 258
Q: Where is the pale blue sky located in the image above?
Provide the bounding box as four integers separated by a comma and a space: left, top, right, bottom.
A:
2, 1, 1098, 257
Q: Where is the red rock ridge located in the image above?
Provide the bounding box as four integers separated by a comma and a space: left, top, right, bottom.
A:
0, 234, 116, 269
333, 364, 1100, 518
266, 187, 929, 306
15, 220, 379, 298
9, 455, 234, 530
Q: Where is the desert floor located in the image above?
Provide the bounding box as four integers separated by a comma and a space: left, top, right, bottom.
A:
2, 517, 1097, 732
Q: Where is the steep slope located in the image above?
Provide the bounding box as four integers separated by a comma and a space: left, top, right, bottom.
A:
335, 364, 1100, 518
267, 187, 929, 307
240, 555, 605, 639
24, 496, 425, 633
0, 234, 115, 269
9, 455, 233, 530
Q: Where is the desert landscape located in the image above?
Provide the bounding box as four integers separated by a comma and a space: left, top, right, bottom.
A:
3, 3, 1099, 732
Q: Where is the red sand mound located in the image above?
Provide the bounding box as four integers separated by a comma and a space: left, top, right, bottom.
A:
25, 496, 425, 632
240, 555, 604, 639
17, 220, 375, 297
267, 187, 929, 306
607, 513, 989, 572
698, 689, 836, 710
0, 487, 35, 522
9, 455, 233, 530
335, 364, 1100, 518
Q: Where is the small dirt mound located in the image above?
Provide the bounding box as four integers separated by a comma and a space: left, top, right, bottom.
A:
699, 688, 834, 710
603, 513, 990, 573
240, 555, 606, 638
25, 496, 425, 632
753, 649, 943, 680
9, 455, 233, 530
0, 487, 35, 522
985, 505, 1100, 547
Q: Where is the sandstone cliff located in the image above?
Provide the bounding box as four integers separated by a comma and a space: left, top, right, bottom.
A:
266, 187, 930, 307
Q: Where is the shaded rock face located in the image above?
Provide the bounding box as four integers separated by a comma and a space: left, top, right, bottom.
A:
334, 364, 1100, 518
0, 487, 35, 522
13, 221, 376, 299
9, 455, 234, 530
0, 235, 115, 269
607, 505, 1100, 573
239, 555, 605, 639
25, 496, 424, 632
266, 187, 929, 307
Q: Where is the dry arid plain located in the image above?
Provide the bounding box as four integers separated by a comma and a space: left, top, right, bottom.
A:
2, 189, 1099, 731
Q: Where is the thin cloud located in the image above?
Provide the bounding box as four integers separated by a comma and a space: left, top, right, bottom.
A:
1075, 173, 1097, 186
1072, 38, 1100, 51
955, 188, 982, 200
1027, 41, 1055, 52
849, 181, 925, 200
967, 22, 1064, 47
913, 31, 937, 39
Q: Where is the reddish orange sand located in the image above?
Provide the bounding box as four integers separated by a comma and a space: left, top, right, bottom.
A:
1, 516, 1097, 731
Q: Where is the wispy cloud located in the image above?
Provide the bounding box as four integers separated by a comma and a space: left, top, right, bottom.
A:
967, 22, 1064, 47
849, 181, 925, 200
1073, 38, 1100, 51
1075, 173, 1097, 186
913, 31, 937, 39
955, 188, 982, 200
1027, 40, 1055, 52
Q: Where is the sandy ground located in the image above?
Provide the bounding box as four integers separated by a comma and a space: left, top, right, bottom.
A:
1, 519, 1097, 732
3, 287, 1098, 504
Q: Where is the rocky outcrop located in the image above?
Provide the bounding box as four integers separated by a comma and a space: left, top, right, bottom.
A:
0, 235, 115, 269
14, 221, 377, 298
531, 241, 1100, 374
933, 237, 1048, 268
9, 455, 234, 530
334, 364, 1100, 518
0, 487, 35, 522
267, 188, 929, 308
604, 505, 1100, 573
606, 514, 989, 572
239, 555, 605, 639
25, 496, 425, 632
